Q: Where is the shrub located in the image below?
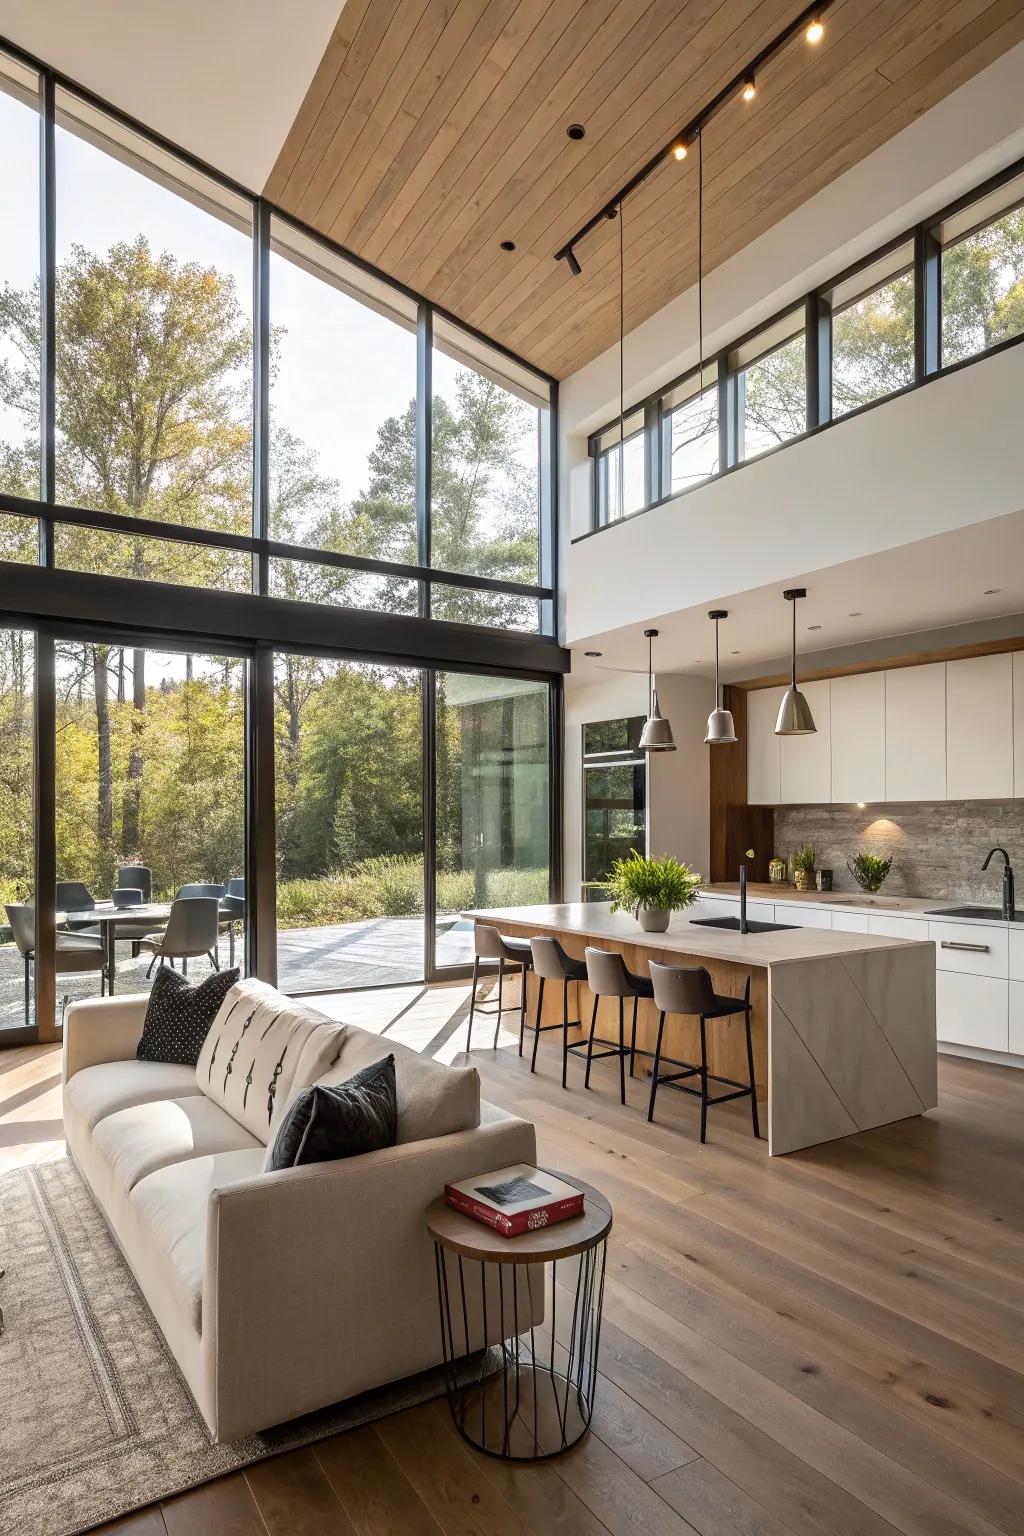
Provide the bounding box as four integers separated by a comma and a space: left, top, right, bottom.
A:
275, 856, 548, 929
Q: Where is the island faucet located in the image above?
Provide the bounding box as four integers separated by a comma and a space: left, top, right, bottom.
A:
982, 847, 1015, 920
739, 862, 748, 935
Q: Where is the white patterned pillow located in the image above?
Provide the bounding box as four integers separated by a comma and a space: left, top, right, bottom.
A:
195, 979, 346, 1143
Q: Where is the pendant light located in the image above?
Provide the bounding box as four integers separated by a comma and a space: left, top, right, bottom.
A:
640, 628, 676, 752
775, 587, 817, 735
704, 609, 737, 744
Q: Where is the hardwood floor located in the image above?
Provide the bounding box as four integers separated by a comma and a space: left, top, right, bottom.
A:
4, 986, 1023, 1536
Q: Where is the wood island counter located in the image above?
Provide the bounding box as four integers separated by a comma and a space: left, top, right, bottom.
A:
464, 902, 937, 1155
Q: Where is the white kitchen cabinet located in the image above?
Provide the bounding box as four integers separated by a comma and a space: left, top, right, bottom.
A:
830, 672, 885, 804
868, 913, 931, 941
930, 921, 1008, 979
936, 970, 1008, 1051
746, 687, 784, 804
1010, 982, 1024, 1054
780, 680, 831, 804
831, 909, 870, 933
946, 652, 1014, 800
785, 904, 833, 929
884, 663, 946, 801
1015, 653, 1024, 797
1010, 929, 1024, 983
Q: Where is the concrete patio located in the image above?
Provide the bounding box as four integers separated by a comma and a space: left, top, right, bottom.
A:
0, 914, 476, 1032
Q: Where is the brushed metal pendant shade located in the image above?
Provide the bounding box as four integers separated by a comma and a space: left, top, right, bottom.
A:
775, 588, 816, 736
704, 609, 737, 744
640, 628, 676, 752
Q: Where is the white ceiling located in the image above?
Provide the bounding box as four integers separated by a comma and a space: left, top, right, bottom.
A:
0, 0, 342, 189
571, 509, 1024, 686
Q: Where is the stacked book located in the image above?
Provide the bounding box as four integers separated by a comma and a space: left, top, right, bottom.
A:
444, 1165, 583, 1238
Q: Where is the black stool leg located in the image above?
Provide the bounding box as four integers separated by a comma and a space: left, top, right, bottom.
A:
618, 997, 626, 1105
699, 1014, 709, 1144
648, 1010, 666, 1122
518, 962, 528, 1056
629, 994, 638, 1076
493, 958, 504, 1048
561, 976, 570, 1089
584, 994, 599, 1088
467, 955, 478, 1052
530, 975, 545, 1073
744, 1001, 761, 1139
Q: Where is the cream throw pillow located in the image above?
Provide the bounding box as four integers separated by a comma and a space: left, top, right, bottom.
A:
195, 978, 345, 1144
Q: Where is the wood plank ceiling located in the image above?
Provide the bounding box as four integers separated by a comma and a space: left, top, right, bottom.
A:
265, 0, 1024, 379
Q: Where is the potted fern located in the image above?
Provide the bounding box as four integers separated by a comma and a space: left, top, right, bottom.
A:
847, 853, 893, 894
605, 850, 702, 933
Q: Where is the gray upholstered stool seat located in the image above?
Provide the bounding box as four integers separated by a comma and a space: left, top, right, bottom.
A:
583, 947, 654, 1105
467, 923, 534, 1054
648, 961, 759, 1144
525, 935, 588, 1086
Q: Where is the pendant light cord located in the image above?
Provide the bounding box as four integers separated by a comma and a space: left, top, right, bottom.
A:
714, 616, 720, 707
791, 597, 797, 688
697, 129, 704, 390
618, 195, 625, 519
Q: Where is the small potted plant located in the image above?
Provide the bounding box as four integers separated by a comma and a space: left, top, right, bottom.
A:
792, 844, 816, 892
847, 853, 893, 894
604, 850, 702, 933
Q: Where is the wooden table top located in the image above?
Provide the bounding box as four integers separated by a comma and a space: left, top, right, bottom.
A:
426, 1172, 611, 1263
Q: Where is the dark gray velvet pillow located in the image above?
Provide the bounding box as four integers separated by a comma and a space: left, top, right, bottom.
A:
136, 966, 240, 1066
267, 1054, 397, 1171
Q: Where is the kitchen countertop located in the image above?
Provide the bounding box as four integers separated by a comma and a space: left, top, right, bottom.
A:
463, 902, 928, 967
701, 883, 1018, 926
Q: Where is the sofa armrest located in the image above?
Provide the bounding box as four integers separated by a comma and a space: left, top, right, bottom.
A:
203, 1104, 536, 1440
62, 993, 149, 1082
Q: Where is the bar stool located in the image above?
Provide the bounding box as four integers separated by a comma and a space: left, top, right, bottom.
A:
648, 962, 759, 1143
467, 923, 533, 1052
584, 947, 654, 1105
527, 936, 588, 1086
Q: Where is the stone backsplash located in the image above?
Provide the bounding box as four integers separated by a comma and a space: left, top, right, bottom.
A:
772, 802, 1024, 903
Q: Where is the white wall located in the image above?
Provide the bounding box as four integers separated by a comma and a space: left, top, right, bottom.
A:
563, 669, 714, 897
567, 340, 1024, 644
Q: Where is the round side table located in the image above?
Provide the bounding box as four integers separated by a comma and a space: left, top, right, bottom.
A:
426, 1171, 611, 1461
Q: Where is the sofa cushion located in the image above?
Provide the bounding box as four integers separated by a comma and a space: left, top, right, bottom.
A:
129, 1147, 266, 1334
195, 979, 346, 1144
137, 965, 240, 1066
65, 1059, 203, 1133
318, 1026, 479, 1145
94, 1094, 263, 1193
267, 1055, 397, 1171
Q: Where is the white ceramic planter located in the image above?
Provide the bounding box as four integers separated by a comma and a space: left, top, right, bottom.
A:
638, 907, 670, 933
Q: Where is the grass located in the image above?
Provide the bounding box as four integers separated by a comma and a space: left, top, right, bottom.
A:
276, 855, 548, 928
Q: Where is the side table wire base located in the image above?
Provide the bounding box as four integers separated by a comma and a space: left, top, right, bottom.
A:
433, 1238, 608, 1461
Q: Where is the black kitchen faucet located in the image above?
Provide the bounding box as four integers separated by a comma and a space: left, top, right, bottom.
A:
982, 847, 1015, 921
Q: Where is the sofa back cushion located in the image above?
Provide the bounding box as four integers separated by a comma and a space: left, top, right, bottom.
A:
316, 1025, 478, 1145
195, 979, 345, 1143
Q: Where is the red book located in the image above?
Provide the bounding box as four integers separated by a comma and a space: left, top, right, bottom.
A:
444, 1165, 584, 1238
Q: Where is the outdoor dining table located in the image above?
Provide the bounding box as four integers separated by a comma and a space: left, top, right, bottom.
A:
60, 901, 171, 994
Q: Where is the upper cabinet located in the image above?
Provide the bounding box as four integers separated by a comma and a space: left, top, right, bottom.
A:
747, 686, 784, 804
885, 662, 946, 802
744, 649, 1024, 805
946, 653, 1014, 801
830, 672, 885, 804
780, 680, 831, 804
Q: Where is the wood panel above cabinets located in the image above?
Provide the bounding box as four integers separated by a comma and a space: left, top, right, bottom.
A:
741, 643, 1023, 806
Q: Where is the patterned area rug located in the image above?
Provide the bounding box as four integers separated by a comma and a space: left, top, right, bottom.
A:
0, 1158, 469, 1536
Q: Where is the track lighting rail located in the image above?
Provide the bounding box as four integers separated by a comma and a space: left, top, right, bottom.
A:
555, 1, 832, 274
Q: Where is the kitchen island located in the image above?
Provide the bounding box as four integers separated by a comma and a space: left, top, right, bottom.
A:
465, 902, 937, 1156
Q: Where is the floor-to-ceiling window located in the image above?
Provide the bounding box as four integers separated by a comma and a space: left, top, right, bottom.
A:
434, 673, 550, 968
0, 627, 35, 1033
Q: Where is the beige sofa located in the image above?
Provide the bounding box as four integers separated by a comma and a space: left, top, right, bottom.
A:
62, 985, 537, 1442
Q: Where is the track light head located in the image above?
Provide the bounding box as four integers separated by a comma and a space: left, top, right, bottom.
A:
671, 140, 687, 161
741, 74, 756, 101
566, 247, 582, 277
805, 15, 824, 43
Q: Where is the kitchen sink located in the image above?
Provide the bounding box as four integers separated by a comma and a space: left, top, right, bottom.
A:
690, 917, 798, 934
927, 905, 1024, 921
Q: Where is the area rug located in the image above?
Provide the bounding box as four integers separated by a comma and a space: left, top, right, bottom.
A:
0, 1158, 475, 1536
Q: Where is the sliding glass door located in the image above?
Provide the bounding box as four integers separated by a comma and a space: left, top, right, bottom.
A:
274, 654, 424, 992
0, 626, 35, 1037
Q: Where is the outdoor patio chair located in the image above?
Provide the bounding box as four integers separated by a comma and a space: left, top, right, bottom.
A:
219, 877, 245, 966
140, 896, 220, 978
117, 865, 152, 902
176, 882, 226, 900
6, 902, 106, 1023
55, 881, 101, 936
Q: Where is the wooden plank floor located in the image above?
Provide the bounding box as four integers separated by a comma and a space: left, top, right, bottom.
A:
4, 984, 1024, 1536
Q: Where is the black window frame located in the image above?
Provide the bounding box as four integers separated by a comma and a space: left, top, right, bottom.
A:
582, 151, 1024, 539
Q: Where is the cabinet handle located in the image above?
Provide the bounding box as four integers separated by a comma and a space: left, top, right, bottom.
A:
940, 940, 990, 953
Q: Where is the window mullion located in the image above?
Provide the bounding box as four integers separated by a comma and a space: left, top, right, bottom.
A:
416, 303, 432, 619
915, 224, 941, 379
38, 70, 55, 565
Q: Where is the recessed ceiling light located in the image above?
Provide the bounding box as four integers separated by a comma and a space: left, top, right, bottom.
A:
807, 624, 822, 631
731, 649, 740, 655
848, 610, 862, 617
984, 588, 1002, 595
567, 123, 586, 141
500, 239, 515, 251
584, 649, 602, 657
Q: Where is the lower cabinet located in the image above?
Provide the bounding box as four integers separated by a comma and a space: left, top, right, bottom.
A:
1011, 983, 1024, 1055
831, 910, 870, 933
784, 904, 832, 930
936, 970, 1009, 1052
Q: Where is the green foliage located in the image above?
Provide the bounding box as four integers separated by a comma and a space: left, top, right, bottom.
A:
275, 858, 546, 928
847, 853, 893, 894
604, 851, 702, 916
792, 844, 816, 873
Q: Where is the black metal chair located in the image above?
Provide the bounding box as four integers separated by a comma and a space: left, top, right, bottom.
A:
527, 936, 587, 1086
219, 877, 245, 966
55, 881, 101, 936
117, 865, 152, 902
467, 923, 533, 1052
583, 947, 654, 1105
648, 962, 759, 1143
